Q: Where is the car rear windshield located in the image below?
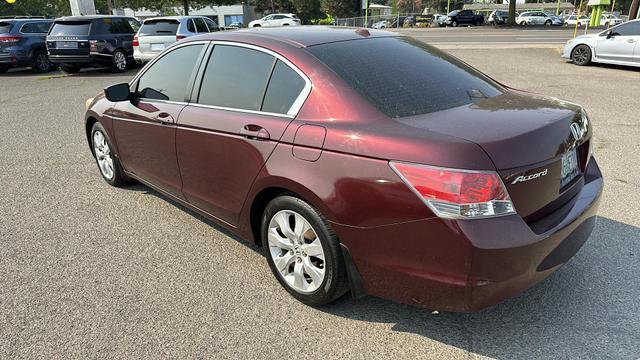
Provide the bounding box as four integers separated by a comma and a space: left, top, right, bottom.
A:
139, 20, 180, 36
306, 37, 503, 118
0, 22, 13, 34
49, 21, 91, 36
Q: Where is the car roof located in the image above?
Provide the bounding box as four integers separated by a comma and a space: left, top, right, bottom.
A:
143, 16, 208, 22
184, 26, 398, 48
54, 15, 135, 22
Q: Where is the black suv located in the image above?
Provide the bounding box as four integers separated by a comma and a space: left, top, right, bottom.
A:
0, 18, 53, 73
46, 15, 140, 73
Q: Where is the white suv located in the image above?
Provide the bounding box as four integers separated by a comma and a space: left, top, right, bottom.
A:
248, 14, 300, 28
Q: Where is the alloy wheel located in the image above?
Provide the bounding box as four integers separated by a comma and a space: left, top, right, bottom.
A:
93, 131, 114, 180
114, 51, 127, 71
36, 53, 50, 71
267, 210, 326, 293
572, 46, 590, 65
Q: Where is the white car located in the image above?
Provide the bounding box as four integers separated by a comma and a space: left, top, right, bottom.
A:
248, 14, 300, 28
516, 11, 562, 26
564, 15, 590, 27
562, 19, 640, 68
601, 15, 623, 27
134, 16, 218, 63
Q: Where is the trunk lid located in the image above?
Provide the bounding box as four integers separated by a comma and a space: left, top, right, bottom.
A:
137, 19, 179, 55
46, 20, 91, 56
396, 91, 591, 222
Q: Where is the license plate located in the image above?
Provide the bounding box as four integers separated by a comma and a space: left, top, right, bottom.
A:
58, 41, 78, 49
561, 149, 579, 187
151, 43, 165, 51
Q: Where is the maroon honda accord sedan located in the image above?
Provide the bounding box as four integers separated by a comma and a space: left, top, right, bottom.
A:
84, 27, 602, 312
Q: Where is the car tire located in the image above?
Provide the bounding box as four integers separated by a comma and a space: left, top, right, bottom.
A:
110, 49, 128, 73
282, 23, 290, 26
545, 20, 552, 26
91, 122, 128, 187
452, 21, 458, 27
60, 65, 80, 74
31, 50, 52, 73
262, 195, 349, 306
604, 22, 609, 27
571, 44, 592, 66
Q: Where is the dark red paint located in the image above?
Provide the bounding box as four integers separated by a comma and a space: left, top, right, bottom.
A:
85, 27, 603, 311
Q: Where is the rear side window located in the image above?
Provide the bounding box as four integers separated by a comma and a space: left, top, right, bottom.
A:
198, 45, 275, 111
139, 20, 179, 35
262, 60, 306, 114
186, 19, 196, 32
49, 21, 90, 35
137, 44, 205, 102
0, 22, 13, 34
92, 18, 133, 34
204, 18, 218, 32
21, 22, 52, 34
193, 18, 208, 32
306, 37, 503, 118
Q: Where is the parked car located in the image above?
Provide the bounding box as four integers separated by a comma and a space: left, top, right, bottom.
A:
487, 10, 509, 26
0, 18, 53, 73
444, 10, 484, 27
433, 14, 447, 27
227, 21, 244, 29
46, 15, 141, 74
517, 11, 563, 26
84, 27, 602, 312
563, 19, 640, 68
601, 14, 623, 27
564, 15, 590, 27
248, 14, 300, 28
134, 16, 218, 63
371, 20, 388, 29
543, 12, 565, 26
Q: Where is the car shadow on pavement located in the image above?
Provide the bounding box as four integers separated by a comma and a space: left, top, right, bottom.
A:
321, 216, 640, 359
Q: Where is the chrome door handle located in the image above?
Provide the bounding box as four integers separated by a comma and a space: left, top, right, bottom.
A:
154, 112, 175, 124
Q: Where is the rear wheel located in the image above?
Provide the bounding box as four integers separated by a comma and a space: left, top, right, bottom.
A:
452, 20, 458, 27
545, 20, 552, 26
110, 49, 128, 73
60, 65, 80, 74
262, 195, 348, 306
31, 50, 52, 73
571, 44, 592, 66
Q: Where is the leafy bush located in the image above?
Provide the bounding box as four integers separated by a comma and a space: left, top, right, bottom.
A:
311, 15, 335, 25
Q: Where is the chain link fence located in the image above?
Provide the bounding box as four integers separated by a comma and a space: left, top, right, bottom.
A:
335, 13, 439, 29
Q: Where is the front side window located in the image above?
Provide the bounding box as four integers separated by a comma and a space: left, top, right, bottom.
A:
137, 44, 205, 102
194, 18, 208, 32
198, 45, 275, 111
187, 19, 196, 32
307, 37, 503, 118
204, 18, 218, 31
611, 21, 640, 36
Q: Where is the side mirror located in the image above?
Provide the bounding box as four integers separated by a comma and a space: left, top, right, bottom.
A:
606, 30, 614, 39
104, 83, 131, 102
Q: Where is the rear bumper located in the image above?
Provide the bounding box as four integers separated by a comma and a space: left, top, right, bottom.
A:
334, 158, 603, 312
133, 49, 159, 63
0, 53, 31, 66
48, 53, 112, 65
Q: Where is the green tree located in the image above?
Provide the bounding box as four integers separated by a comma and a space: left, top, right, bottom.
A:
250, 0, 295, 14
321, 0, 357, 18
290, 0, 323, 21
0, 0, 71, 17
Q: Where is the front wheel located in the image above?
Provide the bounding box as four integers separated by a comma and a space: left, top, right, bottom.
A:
571, 44, 592, 66
91, 122, 128, 186
110, 49, 128, 73
452, 21, 458, 27
545, 20, 552, 26
262, 195, 349, 306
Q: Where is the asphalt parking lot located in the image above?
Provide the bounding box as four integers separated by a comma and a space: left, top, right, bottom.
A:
1, 28, 639, 359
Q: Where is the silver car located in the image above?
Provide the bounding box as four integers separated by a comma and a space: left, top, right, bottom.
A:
134, 16, 218, 63
562, 19, 640, 67
517, 11, 563, 26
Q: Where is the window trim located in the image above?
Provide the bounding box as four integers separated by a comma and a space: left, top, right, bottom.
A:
190, 41, 312, 118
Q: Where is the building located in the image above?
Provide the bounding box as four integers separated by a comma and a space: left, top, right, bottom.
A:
120, 4, 260, 28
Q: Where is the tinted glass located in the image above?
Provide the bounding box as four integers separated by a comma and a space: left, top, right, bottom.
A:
139, 20, 179, 35
187, 19, 196, 32
262, 60, 305, 114
307, 37, 503, 118
0, 22, 12, 34
194, 18, 208, 32
612, 21, 640, 36
111, 18, 133, 33
127, 18, 141, 32
137, 44, 204, 102
91, 18, 113, 34
20, 21, 52, 33
198, 45, 275, 111
204, 18, 218, 31
49, 21, 90, 35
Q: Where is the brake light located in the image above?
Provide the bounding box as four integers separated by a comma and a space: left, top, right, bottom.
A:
0, 35, 22, 43
176, 35, 187, 41
89, 40, 98, 52
132, 36, 139, 47
390, 162, 515, 219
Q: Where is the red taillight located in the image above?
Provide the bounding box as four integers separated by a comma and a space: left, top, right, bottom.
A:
390, 162, 515, 219
0, 35, 22, 43
176, 35, 187, 41
132, 36, 139, 47
89, 40, 98, 52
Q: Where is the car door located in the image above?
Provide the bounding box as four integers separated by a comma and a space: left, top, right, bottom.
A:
112, 42, 208, 198
176, 43, 309, 225
595, 21, 640, 63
